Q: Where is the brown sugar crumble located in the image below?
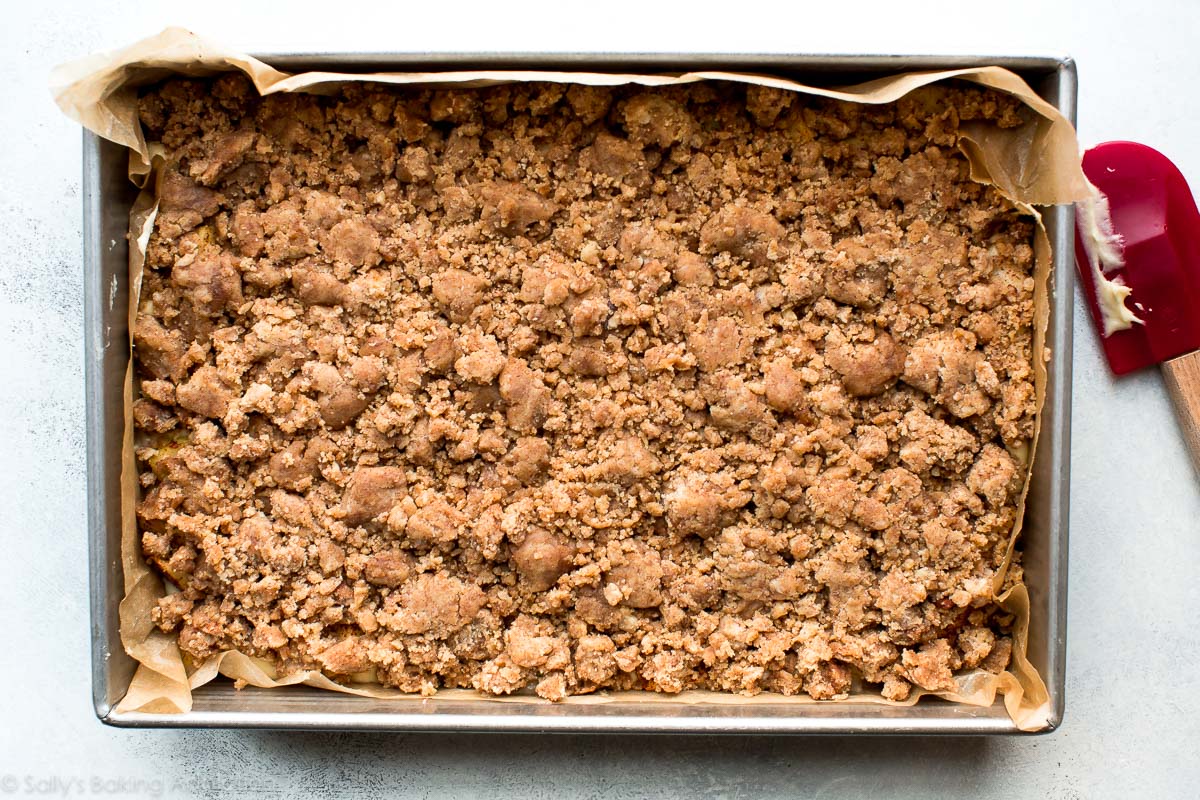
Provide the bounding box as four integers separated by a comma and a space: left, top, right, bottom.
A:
133, 74, 1034, 702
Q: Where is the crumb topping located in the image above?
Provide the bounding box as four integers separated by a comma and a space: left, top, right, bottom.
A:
134, 75, 1033, 701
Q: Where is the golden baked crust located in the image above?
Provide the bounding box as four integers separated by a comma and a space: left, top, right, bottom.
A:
134, 75, 1034, 701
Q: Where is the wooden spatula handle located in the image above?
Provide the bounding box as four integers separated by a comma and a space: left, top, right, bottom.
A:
1162, 350, 1200, 472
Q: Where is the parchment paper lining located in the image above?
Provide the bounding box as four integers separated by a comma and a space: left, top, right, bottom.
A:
53, 28, 1090, 731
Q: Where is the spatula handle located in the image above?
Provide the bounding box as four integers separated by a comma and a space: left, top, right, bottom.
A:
1162, 350, 1200, 473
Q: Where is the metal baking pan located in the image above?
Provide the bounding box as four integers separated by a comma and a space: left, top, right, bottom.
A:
84, 52, 1074, 733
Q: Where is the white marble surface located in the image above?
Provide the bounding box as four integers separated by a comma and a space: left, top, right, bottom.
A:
2, 1, 1198, 797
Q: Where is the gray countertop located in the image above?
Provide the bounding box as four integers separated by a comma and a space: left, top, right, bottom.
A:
3, 1, 1198, 797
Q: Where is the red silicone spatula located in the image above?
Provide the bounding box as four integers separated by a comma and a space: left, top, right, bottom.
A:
1074, 141, 1200, 468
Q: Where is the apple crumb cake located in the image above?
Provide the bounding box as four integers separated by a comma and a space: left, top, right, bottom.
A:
133, 74, 1035, 702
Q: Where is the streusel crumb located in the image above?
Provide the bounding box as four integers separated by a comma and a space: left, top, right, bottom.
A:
135, 75, 1033, 702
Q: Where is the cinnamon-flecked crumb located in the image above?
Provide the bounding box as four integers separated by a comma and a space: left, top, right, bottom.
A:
135, 75, 1033, 702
